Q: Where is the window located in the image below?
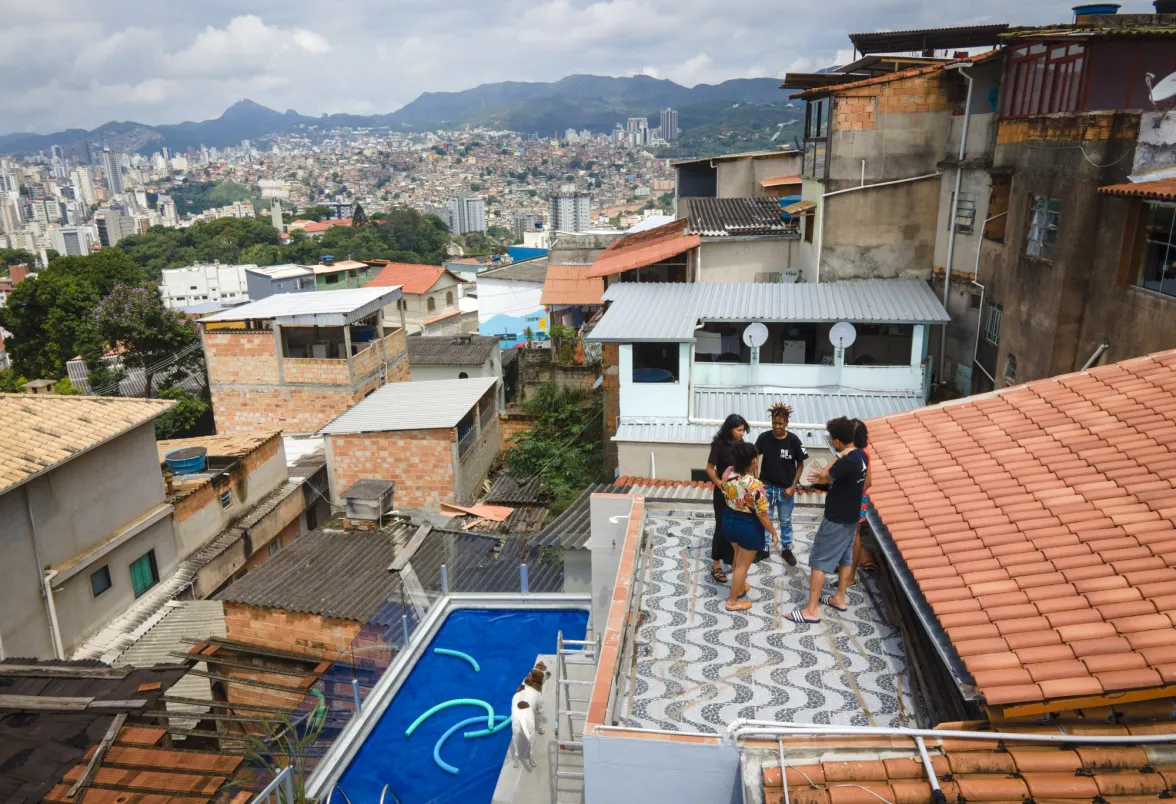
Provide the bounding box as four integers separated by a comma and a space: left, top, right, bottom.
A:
427, 296, 436, 312
268, 540, 281, 557
1003, 353, 1018, 386
950, 193, 976, 234
1025, 195, 1061, 261
90, 565, 112, 597
1003, 43, 1086, 118
458, 371, 469, 379
220, 490, 232, 509
1138, 202, 1176, 299
129, 551, 159, 598
753, 272, 782, 283
305, 504, 319, 532
985, 176, 1011, 242
325, 273, 340, 284
982, 300, 1003, 345
632, 343, 679, 383
446, 291, 454, 306
804, 210, 816, 244
190, 285, 198, 290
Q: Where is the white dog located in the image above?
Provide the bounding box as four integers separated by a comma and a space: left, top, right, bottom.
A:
509, 661, 548, 769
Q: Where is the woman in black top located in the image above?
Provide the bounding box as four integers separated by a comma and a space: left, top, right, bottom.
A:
706, 414, 748, 583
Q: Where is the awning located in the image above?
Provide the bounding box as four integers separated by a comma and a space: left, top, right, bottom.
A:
587, 219, 700, 278
760, 175, 803, 189
1099, 177, 1176, 202
541, 264, 605, 306
782, 200, 817, 215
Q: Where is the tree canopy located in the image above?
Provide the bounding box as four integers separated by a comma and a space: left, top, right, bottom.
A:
117, 217, 281, 279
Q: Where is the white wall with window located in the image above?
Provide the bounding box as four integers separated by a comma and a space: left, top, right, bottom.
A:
160, 263, 253, 309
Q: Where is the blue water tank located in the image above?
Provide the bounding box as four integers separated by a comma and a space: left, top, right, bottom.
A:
1073, 3, 1119, 17
164, 447, 207, 474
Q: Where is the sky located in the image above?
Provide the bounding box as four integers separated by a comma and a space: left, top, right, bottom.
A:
0, 0, 1112, 134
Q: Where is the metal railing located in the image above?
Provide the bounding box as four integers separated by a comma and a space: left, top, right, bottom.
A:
251, 766, 294, 804
457, 425, 478, 460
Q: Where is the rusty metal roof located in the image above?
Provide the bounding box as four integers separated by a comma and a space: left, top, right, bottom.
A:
849, 23, 1011, 54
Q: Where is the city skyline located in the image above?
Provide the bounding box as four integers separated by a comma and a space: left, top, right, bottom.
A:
2, 0, 1082, 133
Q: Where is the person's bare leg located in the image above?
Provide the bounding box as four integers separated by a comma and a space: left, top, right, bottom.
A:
848, 528, 862, 585
827, 564, 853, 610
727, 547, 753, 606
800, 568, 825, 620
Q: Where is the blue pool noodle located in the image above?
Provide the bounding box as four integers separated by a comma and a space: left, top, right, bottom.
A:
433, 715, 508, 775
404, 698, 495, 736
433, 648, 480, 671
463, 716, 513, 739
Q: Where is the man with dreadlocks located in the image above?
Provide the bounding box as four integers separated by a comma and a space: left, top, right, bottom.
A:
753, 402, 807, 566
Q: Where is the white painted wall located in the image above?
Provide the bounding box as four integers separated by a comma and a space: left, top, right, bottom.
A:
618, 343, 690, 419
584, 731, 741, 804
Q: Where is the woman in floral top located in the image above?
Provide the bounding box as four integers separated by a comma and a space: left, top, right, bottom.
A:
721, 442, 780, 612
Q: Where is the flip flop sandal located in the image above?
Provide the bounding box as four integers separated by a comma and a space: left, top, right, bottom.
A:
725, 601, 753, 612
784, 608, 820, 624
738, 583, 751, 599
710, 565, 729, 584
820, 595, 848, 613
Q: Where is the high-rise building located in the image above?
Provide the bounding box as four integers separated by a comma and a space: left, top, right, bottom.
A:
0, 196, 21, 234
445, 193, 487, 234
660, 108, 679, 141
270, 200, 284, 232
50, 145, 64, 162
513, 212, 543, 241
548, 184, 592, 233
95, 211, 135, 247
0, 173, 19, 194
71, 167, 97, 205
101, 149, 125, 194
49, 226, 93, 257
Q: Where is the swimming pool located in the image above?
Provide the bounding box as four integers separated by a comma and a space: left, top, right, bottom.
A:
336, 608, 589, 803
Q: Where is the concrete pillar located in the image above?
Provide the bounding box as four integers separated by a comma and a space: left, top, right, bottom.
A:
273, 324, 285, 384
343, 325, 354, 385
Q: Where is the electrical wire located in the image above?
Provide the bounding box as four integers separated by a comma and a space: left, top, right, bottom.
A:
1020, 140, 1136, 169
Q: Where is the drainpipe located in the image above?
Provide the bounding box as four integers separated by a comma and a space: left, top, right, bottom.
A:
26, 490, 65, 659
1082, 342, 1111, 370
939, 61, 975, 386
971, 211, 1007, 386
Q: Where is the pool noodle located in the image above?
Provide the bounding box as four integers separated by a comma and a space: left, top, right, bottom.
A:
433, 715, 508, 775
404, 698, 495, 736
463, 716, 513, 739
433, 648, 480, 671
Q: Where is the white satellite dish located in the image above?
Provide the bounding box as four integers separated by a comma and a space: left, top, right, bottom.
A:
1147, 71, 1176, 105
742, 323, 769, 348
829, 321, 858, 349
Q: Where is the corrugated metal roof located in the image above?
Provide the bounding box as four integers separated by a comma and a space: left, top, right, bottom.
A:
615, 420, 829, 448
587, 280, 950, 342
199, 287, 402, 326
694, 386, 926, 427
687, 197, 793, 237
849, 23, 1011, 54
319, 376, 497, 434
215, 525, 415, 621
407, 334, 498, 366
534, 483, 630, 549
484, 475, 547, 505
246, 263, 313, 279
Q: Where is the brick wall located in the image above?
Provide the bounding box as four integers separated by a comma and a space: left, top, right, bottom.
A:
833, 68, 954, 132
174, 435, 282, 523
328, 428, 456, 509
211, 385, 360, 433
203, 330, 278, 385
997, 111, 1140, 145
499, 411, 542, 449
282, 357, 351, 385
518, 348, 599, 400
243, 517, 301, 572
220, 601, 362, 712
352, 341, 380, 379
602, 343, 619, 470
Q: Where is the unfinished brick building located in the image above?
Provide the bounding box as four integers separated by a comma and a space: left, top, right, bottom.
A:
199, 287, 409, 433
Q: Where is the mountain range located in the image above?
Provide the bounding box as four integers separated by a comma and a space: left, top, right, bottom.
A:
0, 74, 796, 156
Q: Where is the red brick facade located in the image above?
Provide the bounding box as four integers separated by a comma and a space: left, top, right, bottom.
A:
174, 434, 282, 523
602, 343, 620, 470
204, 330, 279, 385
834, 69, 955, 131
499, 410, 542, 450
327, 428, 457, 509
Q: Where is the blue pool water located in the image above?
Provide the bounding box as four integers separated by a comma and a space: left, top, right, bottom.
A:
337, 608, 589, 803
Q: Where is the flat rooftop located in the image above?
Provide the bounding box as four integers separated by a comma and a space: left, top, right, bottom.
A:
611, 501, 917, 733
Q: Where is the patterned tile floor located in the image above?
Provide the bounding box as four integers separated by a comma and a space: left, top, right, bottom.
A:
619, 506, 917, 733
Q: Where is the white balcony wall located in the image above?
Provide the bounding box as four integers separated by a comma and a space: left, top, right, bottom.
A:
618, 343, 691, 419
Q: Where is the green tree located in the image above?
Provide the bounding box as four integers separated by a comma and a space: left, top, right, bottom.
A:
154, 386, 211, 438
53, 377, 82, 395
94, 284, 204, 398
289, 205, 333, 222
0, 369, 26, 393
0, 249, 36, 272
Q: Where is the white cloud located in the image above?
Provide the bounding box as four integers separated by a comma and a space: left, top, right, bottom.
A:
166, 15, 331, 77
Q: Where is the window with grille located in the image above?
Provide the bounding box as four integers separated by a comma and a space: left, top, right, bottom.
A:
220, 490, 232, 509
1004, 353, 1018, 386
953, 195, 976, 234
753, 272, 782, 284
1025, 195, 1061, 261
982, 300, 1003, 345
1137, 202, 1176, 299
1002, 43, 1086, 118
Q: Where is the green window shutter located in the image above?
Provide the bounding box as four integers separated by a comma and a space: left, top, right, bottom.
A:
130, 552, 158, 597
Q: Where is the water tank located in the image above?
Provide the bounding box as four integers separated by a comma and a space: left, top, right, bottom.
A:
1073, 3, 1120, 17
321, 254, 335, 265
164, 447, 207, 474
1157, 0, 1176, 13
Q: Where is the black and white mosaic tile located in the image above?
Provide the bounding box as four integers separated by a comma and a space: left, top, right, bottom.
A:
619, 510, 916, 733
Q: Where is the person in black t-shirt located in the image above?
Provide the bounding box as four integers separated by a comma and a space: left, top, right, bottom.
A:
754, 403, 808, 567
785, 416, 870, 625
705, 414, 747, 584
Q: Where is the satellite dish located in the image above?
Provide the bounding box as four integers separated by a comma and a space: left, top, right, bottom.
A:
742, 323, 769, 348
829, 321, 858, 349
1147, 71, 1176, 105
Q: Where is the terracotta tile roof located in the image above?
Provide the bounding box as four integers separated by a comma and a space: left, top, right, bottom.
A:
1099, 178, 1176, 202
762, 724, 1176, 804
614, 475, 712, 488
792, 50, 1000, 99
586, 219, 700, 278
366, 262, 452, 294
760, 174, 803, 188
0, 394, 175, 495
157, 430, 280, 462
541, 264, 606, 305
868, 349, 1176, 711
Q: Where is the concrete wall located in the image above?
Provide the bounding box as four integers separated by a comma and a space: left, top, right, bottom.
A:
517, 348, 598, 401
455, 418, 499, 506
698, 238, 802, 283
617, 441, 708, 482
712, 153, 803, 198
388, 274, 464, 334
0, 422, 180, 658
618, 343, 690, 419
563, 548, 591, 594
584, 731, 741, 804
821, 177, 943, 280
589, 494, 638, 632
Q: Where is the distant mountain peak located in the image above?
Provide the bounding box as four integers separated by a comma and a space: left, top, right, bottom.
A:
220, 99, 285, 121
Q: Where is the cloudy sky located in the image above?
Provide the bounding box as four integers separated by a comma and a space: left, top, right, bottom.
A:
2, 0, 1103, 133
